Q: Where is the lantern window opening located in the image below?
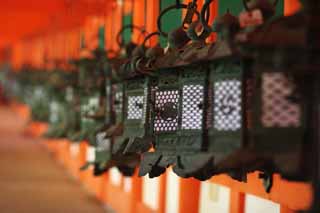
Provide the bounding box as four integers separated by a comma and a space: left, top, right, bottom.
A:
261, 72, 301, 128
213, 79, 242, 131
181, 84, 204, 130
127, 95, 144, 120
154, 90, 180, 132
96, 132, 111, 152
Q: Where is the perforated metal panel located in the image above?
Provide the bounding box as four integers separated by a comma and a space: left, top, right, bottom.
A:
81, 96, 99, 124
214, 80, 242, 131
49, 101, 60, 123
65, 87, 74, 102
127, 96, 144, 120
182, 85, 204, 130
96, 132, 111, 152
142, 87, 149, 123
261, 73, 300, 127
114, 85, 123, 116
154, 90, 180, 132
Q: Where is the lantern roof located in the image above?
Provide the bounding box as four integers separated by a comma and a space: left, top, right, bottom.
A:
245, 12, 306, 48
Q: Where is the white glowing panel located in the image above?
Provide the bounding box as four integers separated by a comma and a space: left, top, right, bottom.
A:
110, 167, 122, 186
34, 87, 45, 99
95, 132, 111, 152
245, 194, 280, 213
65, 86, 74, 102
199, 182, 230, 213
262, 73, 300, 127
214, 80, 242, 131
81, 96, 99, 123
142, 176, 160, 210
127, 96, 144, 120
154, 90, 180, 132
115, 89, 123, 114
182, 85, 204, 130
165, 169, 180, 213
49, 101, 60, 123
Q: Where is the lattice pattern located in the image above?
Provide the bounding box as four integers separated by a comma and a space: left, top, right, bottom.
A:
154, 90, 180, 132
115, 88, 123, 115
96, 132, 111, 152
182, 85, 204, 130
49, 101, 60, 123
142, 87, 149, 123
127, 96, 144, 120
83, 97, 99, 115
214, 80, 242, 131
34, 87, 45, 100
206, 84, 213, 129
81, 97, 99, 124
65, 87, 74, 102
261, 73, 300, 127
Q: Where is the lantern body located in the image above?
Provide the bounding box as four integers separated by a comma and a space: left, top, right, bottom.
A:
114, 76, 152, 154
80, 91, 101, 140
252, 60, 305, 179
140, 65, 210, 178
29, 85, 50, 122
45, 92, 68, 138
153, 68, 180, 154
178, 66, 207, 152
76, 58, 104, 143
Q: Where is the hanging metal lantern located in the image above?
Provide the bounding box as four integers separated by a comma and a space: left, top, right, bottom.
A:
78, 47, 111, 173
139, 1, 212, 179
242, 3, 312, 181
140, 0, 255, 181
44, 70, 71, 138
27, 70, 51, 123
87, 25, 150, 176
71, 46, 106, 145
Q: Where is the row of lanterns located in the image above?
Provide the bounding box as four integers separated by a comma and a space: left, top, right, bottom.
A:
4, 0, 319, 193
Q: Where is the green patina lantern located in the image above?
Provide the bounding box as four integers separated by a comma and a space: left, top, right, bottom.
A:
62, 71, 81, 141
138, 0, 269, 181
45, 70, 77, 138
84, 25, 149, 176
69, 31, 106, 144
138, 1, 215, 179
202, 3, 248, 180
242, 0, 316, 182
27, 69, 51, 123
197, 0, 284, 185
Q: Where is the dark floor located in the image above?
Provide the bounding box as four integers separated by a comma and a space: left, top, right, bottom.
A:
0, 106, 108, 213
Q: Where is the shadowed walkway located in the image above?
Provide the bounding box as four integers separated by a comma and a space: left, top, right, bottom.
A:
0, 106, 108, 213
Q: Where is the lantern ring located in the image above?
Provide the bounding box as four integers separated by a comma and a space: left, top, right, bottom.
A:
116, 25, 148, 48
242, 0, 279, 11
157, 4, 200, 38
200, 0, 215, 35
142, 32, 161, 48
135, 58, 152, 75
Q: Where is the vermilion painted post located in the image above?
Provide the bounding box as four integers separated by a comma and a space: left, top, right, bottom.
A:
100, 173, 109, 203
178, 178, 201, 213
281, 206, 297, 213
130, 172, 142, 213
284, 0, 302, 16
158, 174, 167, 213
79, 141, 88, 181
230, 190, 245, 213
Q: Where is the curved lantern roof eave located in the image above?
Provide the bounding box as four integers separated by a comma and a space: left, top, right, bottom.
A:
245, 12, 307, 48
